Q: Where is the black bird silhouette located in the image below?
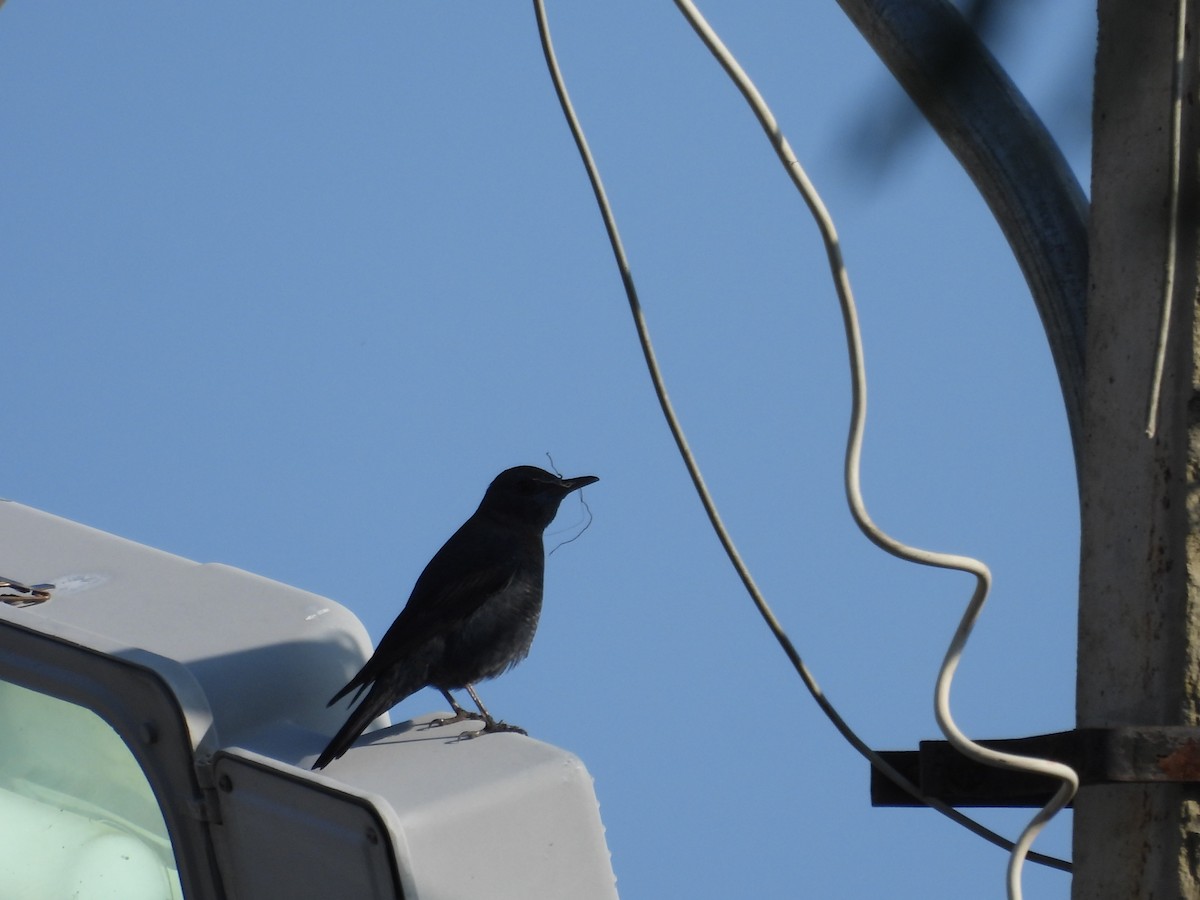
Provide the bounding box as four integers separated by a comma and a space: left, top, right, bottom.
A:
312, 465, 598, 769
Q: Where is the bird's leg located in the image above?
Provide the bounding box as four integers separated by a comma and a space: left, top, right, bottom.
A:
465, 683, 527, 736
430, 689, 484, 727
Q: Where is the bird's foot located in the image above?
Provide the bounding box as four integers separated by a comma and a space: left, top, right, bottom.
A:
430, 709, 485, 728
448, 719, 526, 741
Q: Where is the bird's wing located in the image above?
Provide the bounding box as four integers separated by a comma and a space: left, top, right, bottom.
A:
385, 563, 518, 647
327, 520, 526, 705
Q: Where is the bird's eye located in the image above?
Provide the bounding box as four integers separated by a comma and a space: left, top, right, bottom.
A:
517, 479, 540, 495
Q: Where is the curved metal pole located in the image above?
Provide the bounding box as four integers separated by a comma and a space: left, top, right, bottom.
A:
837, 0, 1089, 469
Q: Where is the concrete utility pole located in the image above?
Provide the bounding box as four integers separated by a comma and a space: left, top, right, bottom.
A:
1074, 0, 1200, 896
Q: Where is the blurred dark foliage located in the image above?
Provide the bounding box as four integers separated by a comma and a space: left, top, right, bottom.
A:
845, 0, 1093, 182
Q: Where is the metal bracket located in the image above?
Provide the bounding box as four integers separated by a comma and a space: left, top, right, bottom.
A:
871, 727, 1200, 808
0, 575, 54, 607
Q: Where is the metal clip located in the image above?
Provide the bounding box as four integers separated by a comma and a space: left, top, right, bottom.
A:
872, 726, 1200, 809
0, 575, 54, 607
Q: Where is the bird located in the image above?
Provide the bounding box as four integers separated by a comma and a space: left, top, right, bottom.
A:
312, 465, 599, 769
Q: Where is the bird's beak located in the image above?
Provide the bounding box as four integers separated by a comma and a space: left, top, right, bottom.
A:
561, 474, 599, 492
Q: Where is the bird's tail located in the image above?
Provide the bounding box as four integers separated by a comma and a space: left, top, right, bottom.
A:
312, 676, 411, 770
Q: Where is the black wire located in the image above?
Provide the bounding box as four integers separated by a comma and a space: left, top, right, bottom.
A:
530, 0, 1071, 874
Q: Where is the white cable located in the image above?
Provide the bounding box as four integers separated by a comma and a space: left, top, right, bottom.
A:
531, 0, 1070, 878
668, 3, 1078, 898
1145, 0, 1189, 439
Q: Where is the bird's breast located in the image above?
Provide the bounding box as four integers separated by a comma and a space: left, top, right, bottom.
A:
430, 572, 544, 688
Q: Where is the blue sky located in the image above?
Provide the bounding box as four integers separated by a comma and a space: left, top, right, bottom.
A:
3, 2, 1093, 897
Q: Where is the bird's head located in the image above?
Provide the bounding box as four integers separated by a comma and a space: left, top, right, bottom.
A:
479, 465, 599, 530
